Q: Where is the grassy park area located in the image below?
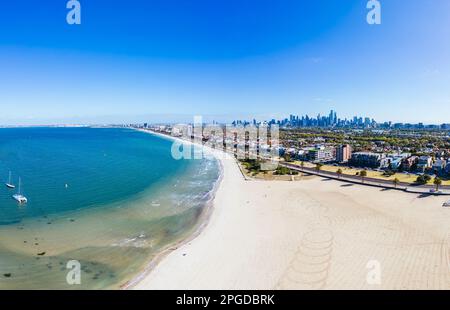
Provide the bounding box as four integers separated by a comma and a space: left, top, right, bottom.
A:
291, 161, 450, 186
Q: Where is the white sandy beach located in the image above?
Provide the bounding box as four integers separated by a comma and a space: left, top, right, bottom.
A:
133, 144, 450, 290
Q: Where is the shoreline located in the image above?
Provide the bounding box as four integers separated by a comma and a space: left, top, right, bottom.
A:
0, 127, 225, 290
122, 129, 229, 289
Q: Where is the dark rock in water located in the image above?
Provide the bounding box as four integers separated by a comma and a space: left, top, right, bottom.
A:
3, 273, 12, 278
37, 252, 46, 256
35, 243, 39, 246
24, 241, 27, 243
70, 219, 75, 222
47, 222, 52, 225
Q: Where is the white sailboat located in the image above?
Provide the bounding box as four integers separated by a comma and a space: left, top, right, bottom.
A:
5, 171, 15, 189
12, 177, 27, 204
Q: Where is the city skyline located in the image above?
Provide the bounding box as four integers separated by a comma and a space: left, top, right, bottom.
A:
1, 108, 450, 128
1, 1, 450, 125
232, 109, 450, 130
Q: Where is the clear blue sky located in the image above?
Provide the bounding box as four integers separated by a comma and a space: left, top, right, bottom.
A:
0, 0, 449, 125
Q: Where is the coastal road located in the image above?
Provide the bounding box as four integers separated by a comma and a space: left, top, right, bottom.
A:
280, 162, 450, 195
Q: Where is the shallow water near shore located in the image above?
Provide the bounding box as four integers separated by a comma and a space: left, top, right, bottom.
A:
0, 127, 220, 289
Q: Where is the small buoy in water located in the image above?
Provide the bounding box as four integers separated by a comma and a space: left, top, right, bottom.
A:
65, 184, 69, 189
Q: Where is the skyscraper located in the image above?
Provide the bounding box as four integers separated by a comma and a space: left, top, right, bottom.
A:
328, 110, 334, 125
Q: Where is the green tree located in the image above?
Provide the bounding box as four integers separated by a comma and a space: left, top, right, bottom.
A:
336, 168, 343, 179
284, 153, 292, 162
434, 177, 442, 191
415, 174, 431, 185
315, 163, 323, 171
393, 178, 400, 189
299, 161, 305, 177
360, 170, 367, 183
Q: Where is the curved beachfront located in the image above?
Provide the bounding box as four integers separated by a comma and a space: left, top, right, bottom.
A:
134, 138, 450, 290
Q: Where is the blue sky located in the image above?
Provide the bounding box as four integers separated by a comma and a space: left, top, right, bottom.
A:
0, 0, 449, 125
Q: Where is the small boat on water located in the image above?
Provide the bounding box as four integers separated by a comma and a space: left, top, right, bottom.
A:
5, 171, 15, 189
12, 177, 27, 204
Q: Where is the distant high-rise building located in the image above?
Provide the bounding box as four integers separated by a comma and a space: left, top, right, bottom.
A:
328, 110, 334, 125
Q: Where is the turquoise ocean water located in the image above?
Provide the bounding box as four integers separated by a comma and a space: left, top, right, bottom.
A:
0, 127, 220, 289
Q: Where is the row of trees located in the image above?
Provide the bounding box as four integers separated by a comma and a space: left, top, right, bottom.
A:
309, 162, 443, 190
